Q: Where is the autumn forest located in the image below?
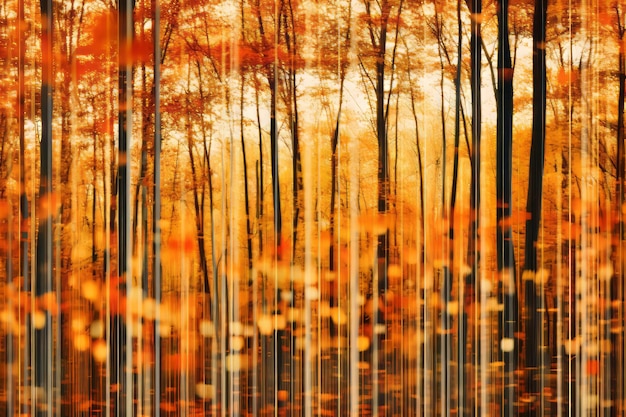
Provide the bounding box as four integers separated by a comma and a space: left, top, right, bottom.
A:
0, 0, 625, 415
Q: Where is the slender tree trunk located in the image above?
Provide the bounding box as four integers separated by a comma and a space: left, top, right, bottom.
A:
328, 2, 352, 320
329, 76, 344, 273
185, 62, 210, 298
433, 10, 447, 213
450, 0, 462, 263
115, 1, 134, 414
441, 0, 464, 416
283, 0, 302, 261
253, 0, 281, 255
255, 78, 264, 257
460, 0, 486, 416
269, 76, 282, 252
523, 0, 547, 413
496, 1, 517, 414
240, 73, 253, 273
376, 0, 390, 297
36, 1, 54, 415
152, 0, 163, 411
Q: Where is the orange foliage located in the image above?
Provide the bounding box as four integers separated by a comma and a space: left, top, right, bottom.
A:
132, 37, 153, 63
76, 10, 117, 57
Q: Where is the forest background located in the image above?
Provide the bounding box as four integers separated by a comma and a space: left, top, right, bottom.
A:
0, 0, 625, 415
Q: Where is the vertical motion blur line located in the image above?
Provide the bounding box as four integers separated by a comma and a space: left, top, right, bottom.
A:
17, 0, 30, 414
117, 0, 134, 414
567, 1, 575, 412
272, 0, 280, 412
466, 0, 482, 411
617, 4, 626, 414
36, 0, 54, 415
152, 0, 162, 413
303, 82, 313, 417
349, 111, 360, 417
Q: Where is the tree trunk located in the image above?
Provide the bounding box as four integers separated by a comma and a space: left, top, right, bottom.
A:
36, 1, 54, 415
152, 0, 163, 411
523, 0, 547, 413
269, 76, 282, 253
459, 0, 480, 416
255, 78, 265, 257
283, 0, 302, 261
329, 77, 344, 273
496, 0, 517, 414
240, 73, 253, 274
441, 0, 464, 416
376, 0, 390, 298
114, 1, 134, 414
192, 61, 211, 298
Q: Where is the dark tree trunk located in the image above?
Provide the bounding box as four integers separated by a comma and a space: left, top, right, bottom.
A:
114, 0, 134, 414
36, 1, 54, 415
432, 9, 447, 213
459, 0, 485, 415
376, 0, 390, 297
523, 0, 547, 413
241, 74, 254, 273
270, 76, 282, 252
329, 78, 343, 273
496, 0, 517, 414
284, 0, 302, 261
255, 80, 265, 258
449, 1, 463, 413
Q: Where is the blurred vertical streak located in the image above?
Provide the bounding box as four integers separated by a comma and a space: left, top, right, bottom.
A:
465, 0, 482, 410
17, 0, 29, 414
153, 0, 163, 413
349, 113, 360, 417
614, 3, 625, 414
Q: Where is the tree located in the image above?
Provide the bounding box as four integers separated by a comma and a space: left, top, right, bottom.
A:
466, 0, 482, 286
359, 0, 404, 297
522, 0, 547, 413
112, 0, 134, 414
35, 0, 55, 415
496, 0, 517, 414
